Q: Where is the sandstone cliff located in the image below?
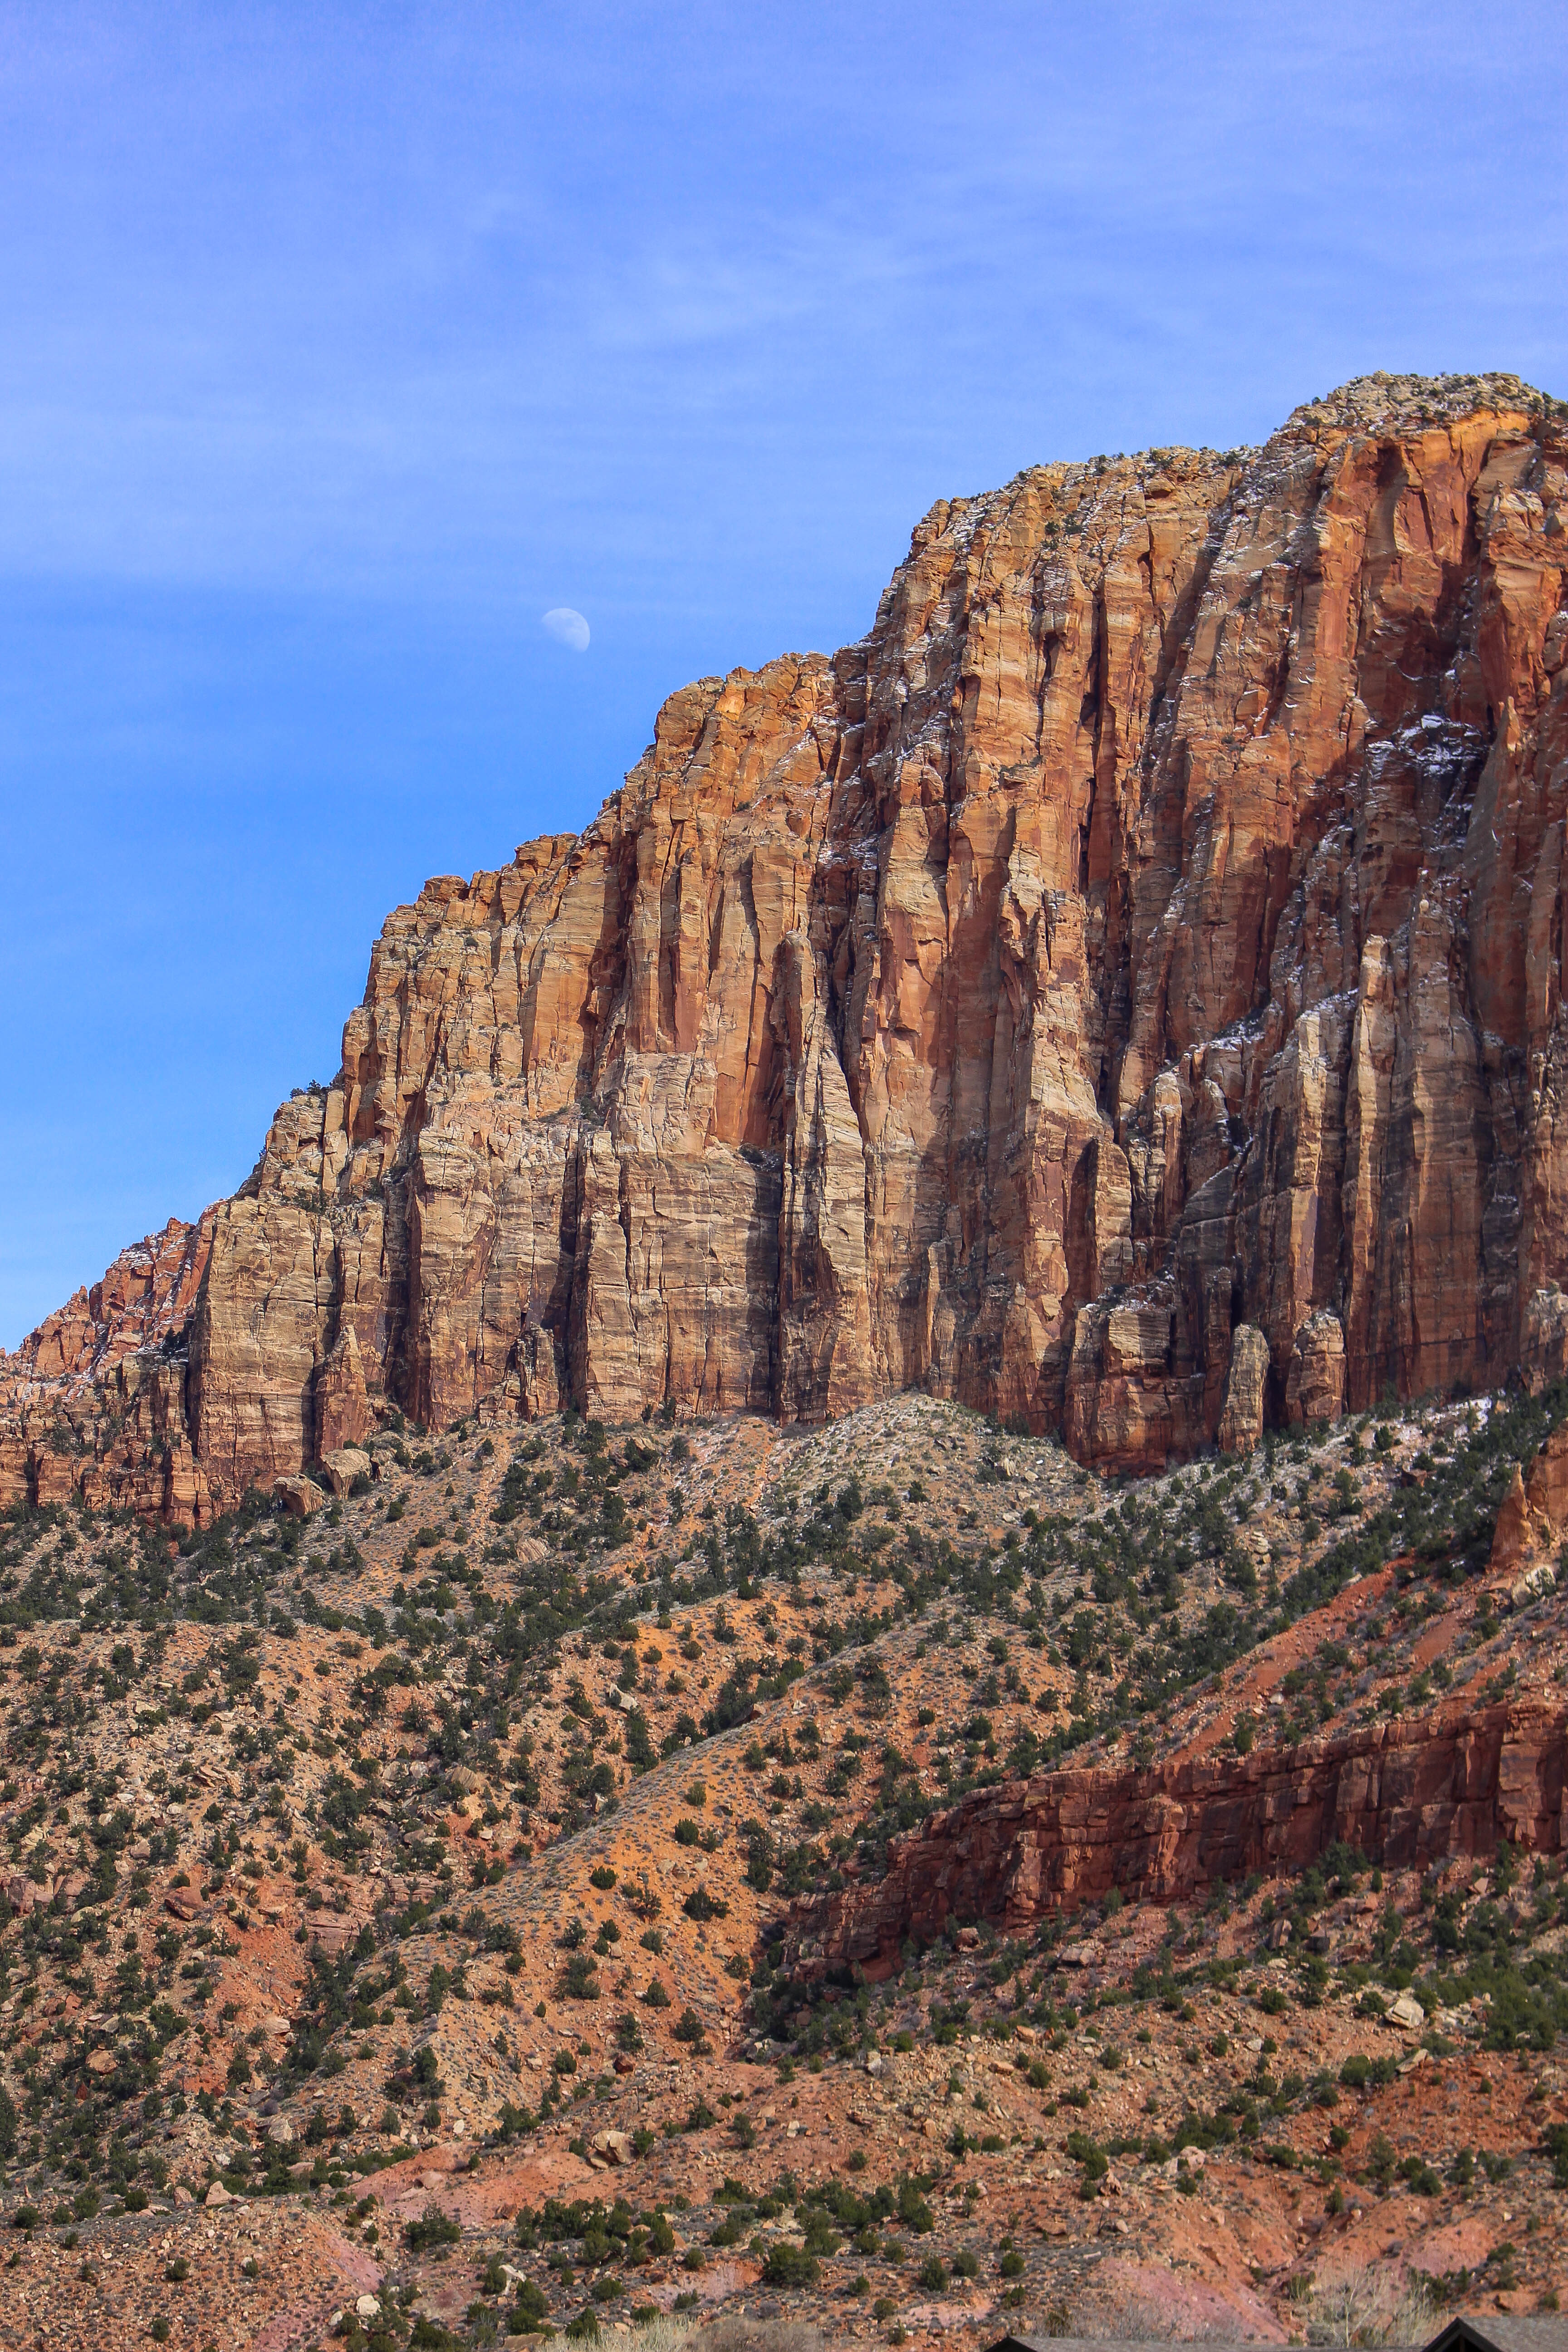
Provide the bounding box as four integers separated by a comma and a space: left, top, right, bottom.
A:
0, 1214, 215, 1522
783, 1697, 1568, 1979
5, 369, 1568, 1515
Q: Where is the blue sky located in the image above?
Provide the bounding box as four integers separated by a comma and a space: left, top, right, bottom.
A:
2, 0, 1564, 1347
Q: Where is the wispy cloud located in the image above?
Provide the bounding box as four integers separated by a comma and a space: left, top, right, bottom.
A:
0, 0, 1563, 1338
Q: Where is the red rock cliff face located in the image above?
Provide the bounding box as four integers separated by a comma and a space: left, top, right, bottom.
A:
783, 1698, 1568, 1978
5, 370, 1568, 1513
0, 1215, 216, 1521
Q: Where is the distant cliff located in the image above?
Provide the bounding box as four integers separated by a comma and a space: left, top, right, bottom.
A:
5, 371, 1568, 1520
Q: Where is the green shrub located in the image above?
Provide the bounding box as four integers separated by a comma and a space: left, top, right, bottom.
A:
1065, 2129, 1107, 2183
512, 2277, 554, 2333
897, 2179, 934, 2233
763, 2244, 819, 2287
405, 2204, 462, 2250
559, 1955, 600, 2001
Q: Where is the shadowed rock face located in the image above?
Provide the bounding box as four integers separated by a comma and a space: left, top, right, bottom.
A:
5, 370, 1568, 1514
782, 1698, 1568, 1979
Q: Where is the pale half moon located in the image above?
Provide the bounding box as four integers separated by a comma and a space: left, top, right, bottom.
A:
541, 607, 590, 652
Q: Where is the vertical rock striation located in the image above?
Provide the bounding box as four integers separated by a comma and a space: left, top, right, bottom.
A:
5, 372, 1568, 1514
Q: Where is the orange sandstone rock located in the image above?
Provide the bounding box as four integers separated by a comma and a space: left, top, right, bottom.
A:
5, 372, 1568, 1502
785, 1696, 1568, 1977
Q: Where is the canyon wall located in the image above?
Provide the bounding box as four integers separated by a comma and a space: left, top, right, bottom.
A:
4, 369, 1568, 1516
782, 1698, 1568, 1979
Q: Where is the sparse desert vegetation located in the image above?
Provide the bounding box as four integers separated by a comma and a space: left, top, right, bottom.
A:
3, 1386, 1568, 2346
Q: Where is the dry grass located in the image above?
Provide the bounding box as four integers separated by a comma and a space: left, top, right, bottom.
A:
608, 2324, 695, 2352
1074, 2298, 1262, 2342
1304, 2260, 1436, 2347
608, 2321, 823, 2352
694, 2323, 825, 2352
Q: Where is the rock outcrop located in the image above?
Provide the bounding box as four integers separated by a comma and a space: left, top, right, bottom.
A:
784, 1697, 1568, 1979
1488, 1421, 1568, 1598
1217, 1324, 1269, 1454
5, 1212, 214, 1389
5, 370, 1568, 1513
0, 1214, 216, 1522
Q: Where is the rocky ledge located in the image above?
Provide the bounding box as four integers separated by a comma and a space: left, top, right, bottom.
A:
784, 1698, 1568, 1979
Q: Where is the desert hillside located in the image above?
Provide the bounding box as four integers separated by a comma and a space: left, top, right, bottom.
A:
7, 1377, 1568, 2347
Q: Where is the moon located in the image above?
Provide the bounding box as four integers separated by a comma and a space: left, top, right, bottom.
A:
541, 607, 590, 652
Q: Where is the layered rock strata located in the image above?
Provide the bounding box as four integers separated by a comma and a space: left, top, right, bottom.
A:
4, 370, 1568, 1514
784, 1697, 1568, 1979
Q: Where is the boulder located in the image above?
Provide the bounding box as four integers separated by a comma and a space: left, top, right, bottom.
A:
304, 1912, 357, 1956
319, 1446, 373, 1499
1514, 1562, 1559, 1606
272, 1475, 325, 1519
